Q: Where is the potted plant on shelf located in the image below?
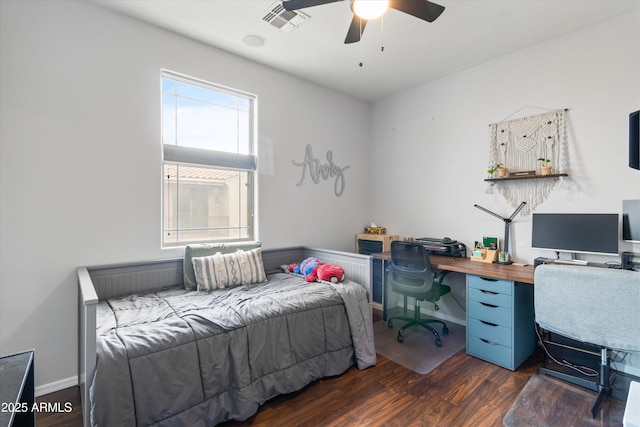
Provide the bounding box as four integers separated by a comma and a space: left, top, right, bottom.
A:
487, 163, 508, 177
537, 157, 552, 176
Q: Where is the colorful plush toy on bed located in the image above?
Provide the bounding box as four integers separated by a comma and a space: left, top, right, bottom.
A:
289, 257, 345, 283
315, 263, 345, 283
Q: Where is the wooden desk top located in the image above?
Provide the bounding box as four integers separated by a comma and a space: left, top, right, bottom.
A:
371, 252, 535, 284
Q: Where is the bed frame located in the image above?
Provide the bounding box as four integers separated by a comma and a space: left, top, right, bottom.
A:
77, 246, 372, 427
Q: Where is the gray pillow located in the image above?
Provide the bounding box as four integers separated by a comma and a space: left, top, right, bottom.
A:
183, 242, 261, 290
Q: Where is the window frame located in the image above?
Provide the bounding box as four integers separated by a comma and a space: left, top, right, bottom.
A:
160, 70, 258, 248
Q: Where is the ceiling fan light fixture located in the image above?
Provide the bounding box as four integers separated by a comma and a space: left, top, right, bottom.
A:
352, 0, 389, 20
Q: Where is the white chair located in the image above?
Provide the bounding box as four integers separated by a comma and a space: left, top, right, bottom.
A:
534, 264, 640, 419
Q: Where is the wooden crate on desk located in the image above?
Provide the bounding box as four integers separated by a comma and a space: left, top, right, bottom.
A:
356, 233, 399, 254
471, 249, 499, 263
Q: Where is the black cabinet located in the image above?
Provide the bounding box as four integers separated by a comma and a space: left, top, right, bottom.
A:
0, 350, 35, 427
355, 234, 398, 305
371, 258, 383, 304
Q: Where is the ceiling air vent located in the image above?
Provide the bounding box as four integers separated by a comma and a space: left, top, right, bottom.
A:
263, 2, 309, 32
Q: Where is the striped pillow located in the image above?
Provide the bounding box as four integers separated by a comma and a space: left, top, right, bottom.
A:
192, 248, 267, 291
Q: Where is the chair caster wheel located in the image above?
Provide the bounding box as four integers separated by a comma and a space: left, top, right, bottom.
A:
397, 333, 404, 343
387, 320, 393, 328
443, 326, 449, 336
435, 339, 442, 347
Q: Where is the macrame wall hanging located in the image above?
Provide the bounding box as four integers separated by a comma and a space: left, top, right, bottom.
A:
486, 107, 570, 216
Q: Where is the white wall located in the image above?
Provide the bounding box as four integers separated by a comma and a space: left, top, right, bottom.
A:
370, 10, 640, 374
0, 0, 370, 393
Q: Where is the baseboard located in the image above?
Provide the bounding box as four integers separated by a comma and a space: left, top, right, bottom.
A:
35, 376, 77, 397
385, 305, 466, 327
417, 305, 466, 327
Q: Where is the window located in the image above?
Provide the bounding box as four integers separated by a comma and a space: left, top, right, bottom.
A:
161, 70, 257, 247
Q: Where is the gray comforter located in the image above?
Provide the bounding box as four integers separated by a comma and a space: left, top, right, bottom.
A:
90, 273, 376, 426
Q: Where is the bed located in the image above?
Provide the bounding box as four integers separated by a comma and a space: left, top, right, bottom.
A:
78, 244, 375, 427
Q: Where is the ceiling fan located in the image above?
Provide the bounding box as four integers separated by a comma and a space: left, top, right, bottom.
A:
282, 0, 445, 44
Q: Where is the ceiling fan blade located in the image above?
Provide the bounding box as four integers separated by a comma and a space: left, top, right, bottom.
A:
282, 0, 343, 11
388, 0, 445, 22
344, 14, 367, 44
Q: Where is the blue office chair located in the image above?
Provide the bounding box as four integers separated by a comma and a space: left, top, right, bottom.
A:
386, 240, 451, 347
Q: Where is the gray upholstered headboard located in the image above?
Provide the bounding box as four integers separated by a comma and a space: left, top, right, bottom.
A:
534, 264, 640, 351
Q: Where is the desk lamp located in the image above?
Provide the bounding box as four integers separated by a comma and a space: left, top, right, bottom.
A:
474, 201, 526, 265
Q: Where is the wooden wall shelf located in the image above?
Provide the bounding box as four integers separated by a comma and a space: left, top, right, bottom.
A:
484, 173, 568, 182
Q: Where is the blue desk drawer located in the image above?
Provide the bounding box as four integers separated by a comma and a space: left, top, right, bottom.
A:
468, 287, 512, 309
467, 335, 512, 369
467, 275, 513, 295
468, 317, 511, 347
468, 300, 512, 327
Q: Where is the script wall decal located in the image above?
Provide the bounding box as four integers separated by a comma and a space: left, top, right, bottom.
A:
292, 144, 350, 197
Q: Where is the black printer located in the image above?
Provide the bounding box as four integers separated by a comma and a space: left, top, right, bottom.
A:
415, 237, 466, 258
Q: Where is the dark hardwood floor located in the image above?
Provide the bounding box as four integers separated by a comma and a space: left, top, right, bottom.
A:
36, 310, 621, 426
36, 350, 542, 427
35, 385, 83, 427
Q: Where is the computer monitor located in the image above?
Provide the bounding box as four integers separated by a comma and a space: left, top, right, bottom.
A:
623, 200, 640, 243
531, 213, 619, 256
